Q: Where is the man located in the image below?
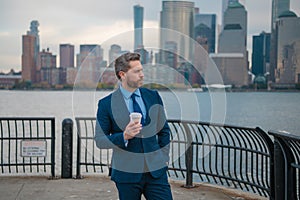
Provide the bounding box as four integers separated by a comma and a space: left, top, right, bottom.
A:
95, 52, 173, 200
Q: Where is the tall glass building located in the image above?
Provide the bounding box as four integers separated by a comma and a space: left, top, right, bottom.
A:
160, 1, 195, 65
269, 0, 290, 81
27, 20, 40, 65
275, 11, 300, 84
134, 5, 144, 50
194, 14, 216, 53
251, 32, 271, 76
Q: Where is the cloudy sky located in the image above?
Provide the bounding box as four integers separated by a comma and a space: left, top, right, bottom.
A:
0, 0, 299, 73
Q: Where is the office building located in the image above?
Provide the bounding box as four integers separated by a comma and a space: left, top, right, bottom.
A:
27, 20, 40, 66
222, 0, 238, 27
76, 44, 104, 85
77, 44, 103, 67
271, 0, 290, 30
210, 53, 248, 86
109, 44, 122, 66
21, 20, 40, 83
194, 13, 216, 53
160, 1, 195, 64
251, 32, 271, 76
21, 35, 36, 82
134, 5, 144, 50
218, 1, 247, 55
37, 48, 57, 83
270, 0, 290, 81
275, 11, 300, 84
37, 48, 56, 70
60, 44, 74, 68
214, 1, 249, 86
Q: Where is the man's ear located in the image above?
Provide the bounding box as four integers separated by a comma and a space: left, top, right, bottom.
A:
119, 71, 125, 80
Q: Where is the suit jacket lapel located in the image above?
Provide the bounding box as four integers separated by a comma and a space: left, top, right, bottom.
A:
111, 88, 130, 130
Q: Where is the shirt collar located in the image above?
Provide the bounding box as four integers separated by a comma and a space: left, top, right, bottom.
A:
120, 85, 141, 100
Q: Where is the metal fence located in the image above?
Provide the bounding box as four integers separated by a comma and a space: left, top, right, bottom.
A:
5, 117, 300, 199
0, 117, 55, 177
75, 117, 112, 178
269, 130, 300, 200
75, 117, 274, 198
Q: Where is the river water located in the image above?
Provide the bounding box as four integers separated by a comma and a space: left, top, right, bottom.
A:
0, 90, 299, 135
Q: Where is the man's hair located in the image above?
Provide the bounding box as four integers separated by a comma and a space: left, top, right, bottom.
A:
115, 52, 140, 80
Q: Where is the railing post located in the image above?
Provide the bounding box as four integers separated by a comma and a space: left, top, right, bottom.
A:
274, 139, 285, 200
76, 119, 82, 179
183, 122, 194, 188
51, 118, 56, 178
61, 118, 73, 178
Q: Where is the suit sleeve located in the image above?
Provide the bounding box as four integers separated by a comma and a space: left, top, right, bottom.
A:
94, 99, 126, 149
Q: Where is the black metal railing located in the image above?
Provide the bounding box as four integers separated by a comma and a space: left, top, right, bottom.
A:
75, 117, 274, 198
269, 130, 300, 200
0, 117, 55, 177
5, 117, 300, 199
75, 117, 112, 178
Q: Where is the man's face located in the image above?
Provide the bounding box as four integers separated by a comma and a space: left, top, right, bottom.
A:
121, 60, 144, 91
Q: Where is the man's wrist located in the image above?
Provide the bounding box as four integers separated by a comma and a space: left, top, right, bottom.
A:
123, 132, 128, 146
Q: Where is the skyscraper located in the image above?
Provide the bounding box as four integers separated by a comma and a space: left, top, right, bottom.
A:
160, 1, 195, 64
275, 11, 300, 84
222, 0, 238, 26
21, 35, 35, 82
218, 1, 247, 54
271, 0, 290, 30
60, 44, 75, 68
222, 0, 247, 28
109, 44, 122, 66
134, 5, 144, 50
212, 0, 249, 87
21, 20, 40, 82
27, 21, 40, 64
269, 0, 290, 81
194, 14, 216, 53
76, 44, 104, 84
251, 32, 271, 76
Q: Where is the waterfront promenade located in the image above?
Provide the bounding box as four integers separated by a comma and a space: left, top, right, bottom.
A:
0, 175, 266, 200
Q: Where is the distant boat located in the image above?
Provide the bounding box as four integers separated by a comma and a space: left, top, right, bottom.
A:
187, 88, 203, 92
201, 84, 232, 91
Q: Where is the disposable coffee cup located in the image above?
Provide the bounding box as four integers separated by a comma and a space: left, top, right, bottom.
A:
130, 112, 142, 124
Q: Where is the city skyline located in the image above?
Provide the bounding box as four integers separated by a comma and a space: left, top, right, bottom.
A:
1, 0, 300, 73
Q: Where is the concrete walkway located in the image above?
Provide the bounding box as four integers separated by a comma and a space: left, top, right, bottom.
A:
0, 175, 267, 200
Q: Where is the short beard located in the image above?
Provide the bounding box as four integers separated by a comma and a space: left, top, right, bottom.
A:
127, 79, 143, 89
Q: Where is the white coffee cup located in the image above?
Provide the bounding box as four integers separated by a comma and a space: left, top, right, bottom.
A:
130, 112, 142, 124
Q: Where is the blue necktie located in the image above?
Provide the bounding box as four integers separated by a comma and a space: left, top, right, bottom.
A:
131, 93, 144, 125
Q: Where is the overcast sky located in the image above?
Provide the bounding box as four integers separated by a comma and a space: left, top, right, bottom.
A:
0, 0, 299, 73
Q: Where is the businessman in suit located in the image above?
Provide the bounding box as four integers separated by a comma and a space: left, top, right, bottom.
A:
95, 52, 173, 200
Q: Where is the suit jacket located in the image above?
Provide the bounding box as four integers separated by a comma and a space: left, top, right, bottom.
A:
95, 87, 170, 183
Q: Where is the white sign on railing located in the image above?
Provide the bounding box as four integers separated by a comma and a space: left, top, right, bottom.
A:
21, 140, 47, 157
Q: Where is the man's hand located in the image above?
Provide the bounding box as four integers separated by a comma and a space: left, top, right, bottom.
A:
124, 121, 142, 140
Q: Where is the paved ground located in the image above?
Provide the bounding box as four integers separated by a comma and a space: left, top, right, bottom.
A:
0, 175, 267, 200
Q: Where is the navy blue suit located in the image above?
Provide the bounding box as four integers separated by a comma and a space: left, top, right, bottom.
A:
95, 87, 172, 200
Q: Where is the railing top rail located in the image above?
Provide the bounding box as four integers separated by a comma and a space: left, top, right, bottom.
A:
0, 117, 55, 120
75, 117, 264, 132
269, 130, 300, 142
